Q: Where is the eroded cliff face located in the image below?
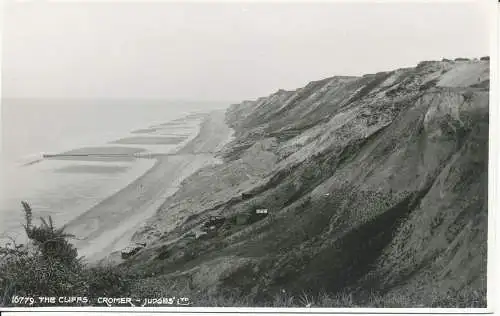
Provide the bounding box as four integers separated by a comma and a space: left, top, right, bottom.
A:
128, 59, 488, 306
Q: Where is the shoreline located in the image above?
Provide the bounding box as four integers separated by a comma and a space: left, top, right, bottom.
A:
64, 109, 232, 263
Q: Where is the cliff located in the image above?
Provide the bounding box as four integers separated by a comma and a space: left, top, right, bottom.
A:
126, 58, 489, 307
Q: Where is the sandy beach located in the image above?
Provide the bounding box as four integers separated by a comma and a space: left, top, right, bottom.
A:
110, 136, 188, 145
63, 109, 232, 263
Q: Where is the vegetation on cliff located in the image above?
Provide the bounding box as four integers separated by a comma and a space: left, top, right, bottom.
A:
0, 58, 489, 307
0, 201, 485, 307
129, 58, 488, 307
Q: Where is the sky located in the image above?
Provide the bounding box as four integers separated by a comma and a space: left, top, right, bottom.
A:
1, 1, 493, 101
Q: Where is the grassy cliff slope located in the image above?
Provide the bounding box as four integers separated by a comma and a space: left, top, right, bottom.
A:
126, 58, 489, 307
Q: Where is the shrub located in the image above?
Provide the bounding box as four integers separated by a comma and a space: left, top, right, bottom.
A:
22, 202, 79, 264
0, 202, 486, 308
419, 78, 439, 91
463, 90, 474, 102
0, 202, 86, 306
85, 265, 138, 299
416, 60, 435, 69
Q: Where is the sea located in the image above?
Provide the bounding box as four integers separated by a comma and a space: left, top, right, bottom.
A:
0, 98, 229, 245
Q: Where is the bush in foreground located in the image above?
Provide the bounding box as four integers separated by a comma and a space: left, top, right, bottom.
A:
0, 202, 487, 308
0, 202, 88, 305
